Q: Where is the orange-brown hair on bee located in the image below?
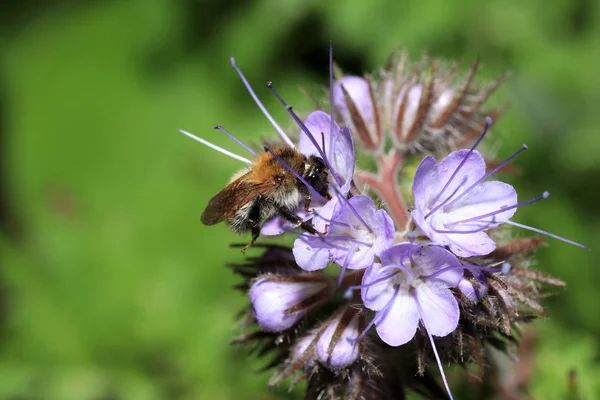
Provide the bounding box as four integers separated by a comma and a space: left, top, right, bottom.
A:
201, 146, 331, 252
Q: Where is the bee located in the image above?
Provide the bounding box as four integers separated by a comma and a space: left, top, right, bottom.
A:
201, 146, 330, 252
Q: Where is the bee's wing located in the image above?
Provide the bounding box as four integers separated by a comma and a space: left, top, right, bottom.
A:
201, 174, 272, 225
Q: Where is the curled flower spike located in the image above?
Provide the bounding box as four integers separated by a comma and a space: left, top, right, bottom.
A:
293, 195, 395, 272
361, 243, 463, 346
249, 274, 334, 332
333, 51, 505, 154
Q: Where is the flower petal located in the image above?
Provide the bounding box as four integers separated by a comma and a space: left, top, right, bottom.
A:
375, 289, 420, 346
436, 150, 487, 197
444, 181, 518, 225
446, 231, 497, 257
415, 245, 463, 288
330, 126, 355, 193
292, 236, 332, 271
415, 284, 459, 337
299, 111, 339, 157
361, 263, 396, 311
261, 210, 309, 236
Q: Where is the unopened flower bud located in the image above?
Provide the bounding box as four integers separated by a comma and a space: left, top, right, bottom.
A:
333, 76, 380, 150
458, 270, 489, 303
249, 274, 334, 332
316, 306, 363, 368
290, 332, 318, 368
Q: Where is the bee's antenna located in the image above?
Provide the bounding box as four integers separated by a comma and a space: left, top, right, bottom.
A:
229, 57, 296, 148
178, 128, 252, 164
264, 146, 328, 204
213, 125, 256, 156
266, 81, 345, 188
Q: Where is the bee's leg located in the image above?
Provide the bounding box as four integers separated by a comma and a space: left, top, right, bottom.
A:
277, 208, 321, 235
241, 225, 260, 255
241, 202, 263, 254
303, 193, 312, 212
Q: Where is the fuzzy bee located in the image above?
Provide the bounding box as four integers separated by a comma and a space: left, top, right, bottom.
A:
201, 146, 330, 252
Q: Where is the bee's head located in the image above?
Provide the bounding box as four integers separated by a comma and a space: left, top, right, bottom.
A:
304, 155, 330, 197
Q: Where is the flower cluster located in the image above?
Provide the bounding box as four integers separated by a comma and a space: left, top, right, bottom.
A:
181, 45, 587, 399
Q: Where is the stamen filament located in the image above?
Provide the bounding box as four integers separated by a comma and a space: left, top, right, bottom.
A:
333, 187, 374, 234
267, 81, 345, 187
431, 223, 492, 234
213, 125, 256, 155
178, 129, 252, 164
337, 243, 357, 287
442, 144, 528, 211
421, 264, 500, 281
313, 210, 351, 228
412, 288, 454, 400
426, 116, 492, 219
328, 40, 335, 166
504, 220, 590, 250
292, 231, 348, 251
446, 191, 549, 226
348, 270, 401, 291
229, 58, 295, 148
327, 236, 371, 246
264, 146, 328, 204
352, 285, 400, 344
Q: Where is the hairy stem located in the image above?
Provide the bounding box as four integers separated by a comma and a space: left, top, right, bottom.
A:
356, 150, 409, 228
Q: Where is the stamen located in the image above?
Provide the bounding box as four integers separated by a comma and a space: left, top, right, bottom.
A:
501, 262, 512, 275
352, 285, 400, 344
267, 81, 345, 187
328, 40, 335, 163
348, 270, 401, 291
264, 146, 328, 204
431, 223, 493, 234
421, 264, 500, 281
441, 144, 528, 211
291, 230, 348, 251
504, 220, 590, 250
229, 58, 295, 148
213, 125, 256, 155
446, 191, 549, 226
412, 288, 455, 400
337, 243, 357, 287
359, 260, 414, 301
327, 236, 371, 246
178, 129, 252, 164
332, 187, 374, 234
426, 116, 492, 219
312, 210, 351, 228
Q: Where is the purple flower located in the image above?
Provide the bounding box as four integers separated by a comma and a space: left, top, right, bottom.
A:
411, 149, 518, 257
361, 243, 463, 346
316, 306, 363, 368
261, 111, 355, 236
249, 274, 334, 332
292, 195, 395, 272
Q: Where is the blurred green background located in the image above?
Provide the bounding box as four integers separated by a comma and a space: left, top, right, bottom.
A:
0, 0, 599, 399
